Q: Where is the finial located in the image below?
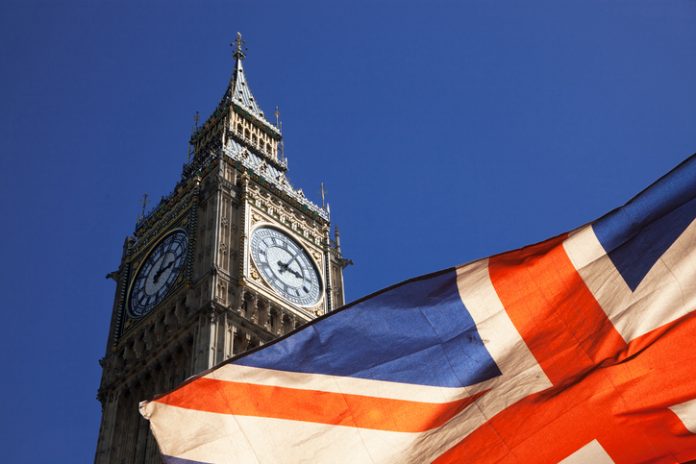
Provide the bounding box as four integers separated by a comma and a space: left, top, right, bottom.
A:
320, 182, 327, 209
274, 105, 281, 128
139, 193, 149, 220
188, 112, 199, 162
334, 225, 342, 252
232, 32, 245, 61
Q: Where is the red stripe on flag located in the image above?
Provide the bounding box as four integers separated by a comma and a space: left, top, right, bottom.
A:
489, 235, 626, 384
155, 377, 488, 433
435, 237, 696, 463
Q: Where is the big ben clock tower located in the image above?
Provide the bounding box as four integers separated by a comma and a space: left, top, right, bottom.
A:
94, 34, 349, 464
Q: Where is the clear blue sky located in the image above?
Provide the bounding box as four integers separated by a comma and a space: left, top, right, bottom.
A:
0, 1, 694, 462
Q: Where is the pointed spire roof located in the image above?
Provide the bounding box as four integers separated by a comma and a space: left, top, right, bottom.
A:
219, 32, 278, 132
190, 33, 281, 160
228, 57, 265, 119
186, 34, 329, 222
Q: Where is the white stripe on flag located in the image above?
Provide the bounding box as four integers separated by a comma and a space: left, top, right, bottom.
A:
455, 259, 549, 387
144, 402, 419, 464
563, 221, 696, 342
206, 364, 478, 404
559, 440, 614, 464
670, 398, 696, 433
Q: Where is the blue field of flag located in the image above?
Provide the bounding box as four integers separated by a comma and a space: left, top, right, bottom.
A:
235, 269, 501, 388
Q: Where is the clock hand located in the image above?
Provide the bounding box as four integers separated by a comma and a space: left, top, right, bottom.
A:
277, 259, 303, 279
287, 267, 303, 279
282, 253, 300, 269
153, 259, 175, 283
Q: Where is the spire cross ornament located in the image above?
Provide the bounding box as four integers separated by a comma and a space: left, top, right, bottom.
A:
232, 32, 245, 60
274, 106, 281, 128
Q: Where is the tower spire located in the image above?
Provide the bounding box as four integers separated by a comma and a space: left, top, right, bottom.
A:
232, 32, 245, 61
191, 34, 284, 169
222, 32, 267, 122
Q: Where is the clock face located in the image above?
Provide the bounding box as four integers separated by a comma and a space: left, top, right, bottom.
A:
128, 230, 188, 318
250, 226, 322, 307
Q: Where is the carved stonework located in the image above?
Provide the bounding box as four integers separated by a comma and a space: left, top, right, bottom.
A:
96, 40, 347, 464
247, 186, 324, 246
216, 280, 228, 305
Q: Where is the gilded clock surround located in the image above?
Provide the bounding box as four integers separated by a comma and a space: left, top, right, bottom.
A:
95, 34, 350, 464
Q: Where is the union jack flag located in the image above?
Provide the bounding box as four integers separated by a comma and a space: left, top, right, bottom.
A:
141, 155, 696, 463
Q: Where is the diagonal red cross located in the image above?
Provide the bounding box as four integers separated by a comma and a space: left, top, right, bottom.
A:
436, 236, 696, 464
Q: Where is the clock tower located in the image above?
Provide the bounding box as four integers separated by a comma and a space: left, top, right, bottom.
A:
94, 34, 350, 464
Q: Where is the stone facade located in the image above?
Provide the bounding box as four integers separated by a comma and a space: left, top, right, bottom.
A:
94, 34, 349, 464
